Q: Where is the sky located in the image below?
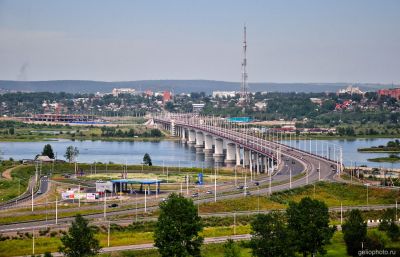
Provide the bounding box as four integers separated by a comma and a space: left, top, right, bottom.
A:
0, 0, 399, 83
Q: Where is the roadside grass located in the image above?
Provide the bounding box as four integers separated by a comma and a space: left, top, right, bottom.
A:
0, 224, 250, 257
0, 164, 34, 203
270, 181, 399, 207
199, 195, 284, 213
99, 230, 399, 257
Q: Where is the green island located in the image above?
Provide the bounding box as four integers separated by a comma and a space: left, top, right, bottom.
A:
358, 139, 400, 153
368, 154, 400, 163
0, 120, 167, 143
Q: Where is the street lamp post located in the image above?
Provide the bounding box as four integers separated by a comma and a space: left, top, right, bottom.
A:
107, 221, 110, 247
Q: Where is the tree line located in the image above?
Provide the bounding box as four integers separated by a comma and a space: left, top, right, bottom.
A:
100, 127, 162, 138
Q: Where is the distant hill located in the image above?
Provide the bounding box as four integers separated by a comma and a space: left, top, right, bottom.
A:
0, 80, 392, 94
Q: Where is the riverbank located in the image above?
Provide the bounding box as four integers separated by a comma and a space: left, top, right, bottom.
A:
367, 156, 400, 163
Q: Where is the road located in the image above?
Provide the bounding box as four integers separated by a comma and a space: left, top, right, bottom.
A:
0, 174, 50, 209
13, 222, 383, 257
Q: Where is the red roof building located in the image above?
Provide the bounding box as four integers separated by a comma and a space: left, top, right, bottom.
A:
163, 91, 172, 102
377, 88, 400, 100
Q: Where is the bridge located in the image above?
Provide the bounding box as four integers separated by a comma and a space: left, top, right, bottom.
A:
151, 113, 343, 187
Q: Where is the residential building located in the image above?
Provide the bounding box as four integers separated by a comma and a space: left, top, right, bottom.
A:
377, 88, 400, 100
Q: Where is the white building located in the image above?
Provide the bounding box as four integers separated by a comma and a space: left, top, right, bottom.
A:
112, 88, 136, 97
212, 91, 237, 98
192, 103, 205, 113
254, 101, 267, 110
337, 85, 364, 95
310, 98, 323, 105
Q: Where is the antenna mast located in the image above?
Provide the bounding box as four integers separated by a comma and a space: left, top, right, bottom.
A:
240, 25, 248, 103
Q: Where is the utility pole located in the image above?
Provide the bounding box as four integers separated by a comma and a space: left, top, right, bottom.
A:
214, 167, 217, 202
107, 221, 110, 247
32, 229, 35, 255
31, 186, 34, 212
144, 187, 147, 213
55, 196, 58, 225
186, 175, 189, 195
234, 166, 237, 187
269, 170, 272, 195
340, 202, 343, 225
103, 192, 107, 220
244, 173, 247, 196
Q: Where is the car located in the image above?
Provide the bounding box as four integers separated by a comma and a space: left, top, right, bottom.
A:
206, 190, 213, 194
37, 190, 42, 194
245, 191, 251, 196
254, 182, 259, 186
237, 185, 244, 190
292, 160, 296, 164
191, 192, 199, 198
243, 185, 249, 189
109, 203, 118, 208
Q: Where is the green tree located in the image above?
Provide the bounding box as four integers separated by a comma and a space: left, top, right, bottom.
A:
223, 239, 241, 257
43, 252, 53, 257
154, 193, 203, 257
143, 153, 152, 166
165, 101, 174, 112
342, 209, 367, 257
366, 230, 387, 250
286, 197, 336, 257
42, 144, 55, 159
249, 212, 293, 257
379, 208, 396, 231
387, 221, 400, 241
150, 129, 162, 137
378, 208, 400, 241
64, 146, 79, 163
59, 214, 100, 257
8, 127, 14, 135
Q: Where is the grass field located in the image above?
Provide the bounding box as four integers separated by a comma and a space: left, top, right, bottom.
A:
2, 229, 396, 257
0, 224, 250, 257
0, 164, 34, 203
198, 182, 400, 213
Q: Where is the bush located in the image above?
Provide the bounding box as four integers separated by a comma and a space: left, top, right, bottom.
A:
366, 230, 387, 250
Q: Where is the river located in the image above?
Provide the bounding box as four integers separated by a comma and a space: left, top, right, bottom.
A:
0, 138, 399, 169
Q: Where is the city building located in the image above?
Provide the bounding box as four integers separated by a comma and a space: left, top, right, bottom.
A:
254, 101, 267, 110
145, 90, 153, 97
377, 88, 400, 100
163, 91, 172, 102
112, 88, 136, 97
192, 103, 205, 113
337, 85, 364, 95
310, 98, 323, 105
212, 91, 237, 98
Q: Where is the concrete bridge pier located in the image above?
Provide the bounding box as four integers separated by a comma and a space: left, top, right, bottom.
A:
236, 145, 241, 166
204, 134, 214, 155
264, 157, 269, 174
195, 131, 204, 152
213, 138, 224, 157
188, 130, 196, 144
225, 142, 236, 164
243, 149, 250, 168
181, 128, 187, 143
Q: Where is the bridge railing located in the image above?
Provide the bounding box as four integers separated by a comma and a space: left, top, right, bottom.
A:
152, 113, 343, 173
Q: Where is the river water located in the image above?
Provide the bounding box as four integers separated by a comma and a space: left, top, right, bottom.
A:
0, 138, 399, 169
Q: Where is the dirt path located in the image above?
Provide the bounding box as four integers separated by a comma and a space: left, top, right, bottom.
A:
1, 165, 22, 180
